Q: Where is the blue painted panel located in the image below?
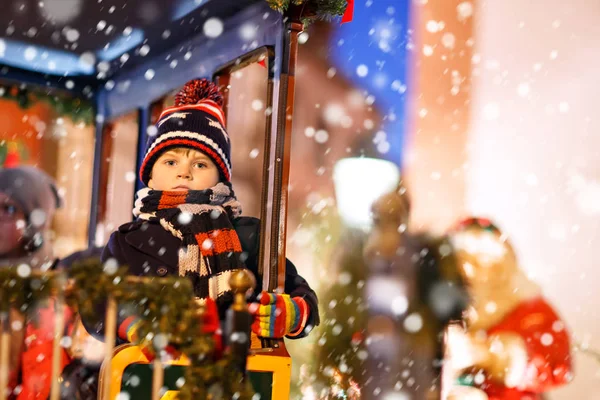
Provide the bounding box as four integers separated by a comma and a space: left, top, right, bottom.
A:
101, 2, 282, 119
331, 0, 411, 165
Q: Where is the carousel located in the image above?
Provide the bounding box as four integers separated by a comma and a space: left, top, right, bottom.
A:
0, 0, 352, 399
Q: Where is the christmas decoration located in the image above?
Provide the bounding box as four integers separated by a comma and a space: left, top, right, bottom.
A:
0, 83, 94, 125
0, 141, 27, 168
0, 267, 54, 313
266, 0, 349, 25
313, 228, 368, 398
0, 260, 255, 398
445, 218, 572, 399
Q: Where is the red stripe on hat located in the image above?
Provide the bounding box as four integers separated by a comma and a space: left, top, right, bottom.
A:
140, 138, 230, 182
158, 100, 226, 126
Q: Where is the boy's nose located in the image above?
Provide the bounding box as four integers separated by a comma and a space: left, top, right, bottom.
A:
177, 167, 192, 179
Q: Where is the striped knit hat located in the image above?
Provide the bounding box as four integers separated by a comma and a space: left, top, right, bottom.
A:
139, 78, 231, 185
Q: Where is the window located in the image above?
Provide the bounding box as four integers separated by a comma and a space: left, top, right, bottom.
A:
0, 81, 95, 258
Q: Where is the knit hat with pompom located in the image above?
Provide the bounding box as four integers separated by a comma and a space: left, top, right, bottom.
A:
139, 78, 231, 184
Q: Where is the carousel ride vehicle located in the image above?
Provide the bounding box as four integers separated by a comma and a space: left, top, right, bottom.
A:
0, 0, 352, 399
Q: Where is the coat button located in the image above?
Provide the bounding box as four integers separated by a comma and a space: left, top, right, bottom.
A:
156, 267, 168, 276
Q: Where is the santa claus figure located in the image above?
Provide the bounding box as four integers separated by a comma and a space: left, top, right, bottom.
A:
444, 217, 573, 400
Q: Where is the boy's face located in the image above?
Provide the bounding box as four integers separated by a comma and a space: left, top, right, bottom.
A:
148, 148, 220, 191
0, 192, 25, 257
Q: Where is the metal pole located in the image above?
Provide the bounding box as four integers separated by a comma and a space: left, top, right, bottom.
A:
134, 106, 150, 199
261, 18, 304, 294
88, 90, 106, 249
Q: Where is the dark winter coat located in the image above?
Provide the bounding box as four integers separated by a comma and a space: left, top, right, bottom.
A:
95, 216, 319, 339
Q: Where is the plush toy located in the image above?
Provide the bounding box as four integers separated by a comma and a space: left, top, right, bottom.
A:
444, 217, 573, 400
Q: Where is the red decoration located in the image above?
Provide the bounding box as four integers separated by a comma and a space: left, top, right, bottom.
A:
482, 297, 572, 399
351, 331, 364, 345
341, 0, 354, 24
175, 78, 224, 107
3, 142, 20, 168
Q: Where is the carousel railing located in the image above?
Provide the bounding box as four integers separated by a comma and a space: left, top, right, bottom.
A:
0, 260, 256, 400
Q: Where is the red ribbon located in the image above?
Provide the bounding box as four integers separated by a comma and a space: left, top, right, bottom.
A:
341, 0, 355, 24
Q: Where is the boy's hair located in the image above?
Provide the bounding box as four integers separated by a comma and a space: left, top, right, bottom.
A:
139, 79, 232, 185
170, 147, 196, 157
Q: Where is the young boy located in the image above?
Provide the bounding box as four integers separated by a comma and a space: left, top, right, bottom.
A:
96, 79, 318, 346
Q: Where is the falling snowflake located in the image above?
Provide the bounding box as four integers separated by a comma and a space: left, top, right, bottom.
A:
139, 44, 150, 57
30, 209, 47, 227
251, 99, 263, 111
17, 264, 31, 278
64, 28, 79, 42
11, 320, 23, 332
314, 130, 329, 144
177, 212, 193, 225
391, 296, 408, 316
24, 47, 37, 61
426, 20, 440, 33
356, 64, 369, 78
324, 103, 345, 125
60, 336, 72, 348
441, 32, 455, 49
423, 45, 434, 56
541, 333, 554, 346
144, 69, 155, 80
456, 2, 474, 22
103, 258, 118, 275
249, 148, 259, 159
298, 32, 309, 45
203, 18, 224, 38
403, 313, 423, 333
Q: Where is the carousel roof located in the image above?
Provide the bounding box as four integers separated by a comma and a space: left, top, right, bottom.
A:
0, 0, 261, 78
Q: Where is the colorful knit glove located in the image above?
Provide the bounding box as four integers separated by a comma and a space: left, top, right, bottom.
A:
118, 297, 223, 360
250, 292, 309, 339
118, 316, 180, 361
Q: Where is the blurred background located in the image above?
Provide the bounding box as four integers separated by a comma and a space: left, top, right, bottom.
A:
0, 0, 598, 398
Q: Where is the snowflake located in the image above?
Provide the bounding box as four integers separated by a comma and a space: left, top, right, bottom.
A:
203, 18, 224, 38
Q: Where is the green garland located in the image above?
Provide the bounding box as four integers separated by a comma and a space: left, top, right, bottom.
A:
266, 0, 348, 25
0, 267, 54, 313
66, 258, 130, 320
0, 259, 254, 398
0, 83, 94, 126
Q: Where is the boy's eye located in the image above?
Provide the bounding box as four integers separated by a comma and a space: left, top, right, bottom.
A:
164, 160, 176, 166
194, 163, 207, 169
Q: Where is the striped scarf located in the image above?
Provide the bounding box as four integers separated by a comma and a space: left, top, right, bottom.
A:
132, 182, 243, 303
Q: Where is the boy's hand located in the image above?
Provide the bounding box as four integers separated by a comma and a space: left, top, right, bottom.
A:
249, 292, 309, 339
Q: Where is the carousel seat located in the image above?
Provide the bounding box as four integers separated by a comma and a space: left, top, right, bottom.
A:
99, 333, 291, 400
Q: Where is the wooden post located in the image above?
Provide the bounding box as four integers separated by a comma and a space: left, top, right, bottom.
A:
49, 278, 66, 400
101, 295, 117, 400
151, 358, 164, 400
0, 312, 10, 400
